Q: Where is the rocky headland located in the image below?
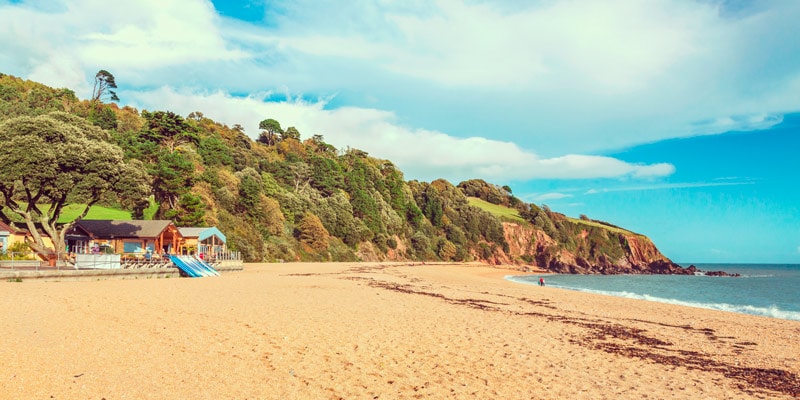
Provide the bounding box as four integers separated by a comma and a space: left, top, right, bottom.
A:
492, 222, 737, 276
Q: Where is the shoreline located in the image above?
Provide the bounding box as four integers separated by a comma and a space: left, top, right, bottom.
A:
506, 266, 800, 322
1, 261, 797, 399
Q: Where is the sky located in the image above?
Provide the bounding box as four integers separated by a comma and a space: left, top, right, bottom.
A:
0, 0, 798, 263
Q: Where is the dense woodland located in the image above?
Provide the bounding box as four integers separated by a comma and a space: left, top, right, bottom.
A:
0, 73, 656, 268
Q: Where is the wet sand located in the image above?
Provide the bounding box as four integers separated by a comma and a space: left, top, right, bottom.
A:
0, 262, 798, 399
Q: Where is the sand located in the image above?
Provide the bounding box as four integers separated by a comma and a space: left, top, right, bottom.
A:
0, 262, 798, 399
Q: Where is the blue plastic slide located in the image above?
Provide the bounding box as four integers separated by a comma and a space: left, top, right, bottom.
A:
169, 255, 220, 277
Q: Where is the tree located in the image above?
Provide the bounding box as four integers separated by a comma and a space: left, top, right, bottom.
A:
282, 126, 301, 141
258, 118, 283, 145
88, 104, 118, 130
141, 110, 198, 152
198, 136, 233, 166
91, 70, 120, 103
150, 150, 194, 218
437, 238, 457, 261
296, 212, 329, 250
0, 112, 148, 256
164, 192, 206, 227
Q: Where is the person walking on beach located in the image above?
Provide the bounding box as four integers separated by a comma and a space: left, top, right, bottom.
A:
539, 277, 545, 286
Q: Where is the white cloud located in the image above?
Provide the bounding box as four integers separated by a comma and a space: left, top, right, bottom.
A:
533, 193, 574, 201
584, 180, 756, 194
269, 0, 703, 91
2, 0, 800, 175
241, 0, 800, 153
0, 0, 248, 92
78, 0, 248, 69
128, 87, 674, 182
690, 114, 784, 136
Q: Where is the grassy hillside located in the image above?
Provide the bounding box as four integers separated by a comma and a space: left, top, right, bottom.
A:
57, 205, 132, 223
467, 197, 526, 223
566, 217, 638, 235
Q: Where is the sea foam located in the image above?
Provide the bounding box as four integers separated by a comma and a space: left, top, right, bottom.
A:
546, 285, 800, 321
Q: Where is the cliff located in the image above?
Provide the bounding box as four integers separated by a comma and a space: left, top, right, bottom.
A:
494, 222, 691, 275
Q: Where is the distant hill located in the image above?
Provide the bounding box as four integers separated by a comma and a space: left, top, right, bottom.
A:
0, 73, 688, 274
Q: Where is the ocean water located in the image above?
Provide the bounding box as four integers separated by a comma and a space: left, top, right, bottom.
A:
506, 264, 800, 321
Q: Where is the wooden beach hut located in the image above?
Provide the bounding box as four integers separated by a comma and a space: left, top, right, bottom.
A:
178, 227, 227, 257
69, 220, 183, 256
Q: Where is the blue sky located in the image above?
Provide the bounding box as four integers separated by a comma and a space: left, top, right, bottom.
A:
0, 0, 798, 263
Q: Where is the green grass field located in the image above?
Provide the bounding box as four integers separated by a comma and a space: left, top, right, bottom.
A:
467, 196, 639, 235
37, 196, 157, 223
467, 197, 526, 223
3, 195, 157, 225
566, 217, 639, 235
58, 204, 132, 222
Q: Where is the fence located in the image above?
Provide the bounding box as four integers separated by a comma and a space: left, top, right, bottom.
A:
0, 250, 242, 271
0, 252, 71, 271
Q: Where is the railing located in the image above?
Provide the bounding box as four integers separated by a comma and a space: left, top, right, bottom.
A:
0, 251, 71, 271
0, 250, 242, 271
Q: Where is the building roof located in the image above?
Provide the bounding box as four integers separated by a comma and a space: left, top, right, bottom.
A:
178, 227, 207, 238
0, 221, 23, 235
75, 220, 178, 239
179, 227, 226, 243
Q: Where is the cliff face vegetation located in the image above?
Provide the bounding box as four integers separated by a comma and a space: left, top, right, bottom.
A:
0, 73, 687, 274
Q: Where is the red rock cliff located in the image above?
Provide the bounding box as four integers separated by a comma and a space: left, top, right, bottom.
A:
491, 222, 689, 274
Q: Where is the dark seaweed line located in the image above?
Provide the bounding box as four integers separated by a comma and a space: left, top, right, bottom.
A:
350, 275, 800, 398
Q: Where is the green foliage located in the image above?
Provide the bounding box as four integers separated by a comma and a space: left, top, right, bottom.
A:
458, 179, 509, 206
141, 110, 199, 151
236, 168, 263, 215
91, 70, 119, 103
437, 238, 457, 261
0, 74, 78, 119
0, 242, 31, 259
421, 185, 444, 228
410, 231, 432, 258
0, 74, 650, 266
88, 104, 118, 130
282, 126, 301, 141
296, 212, 329, 250
0, 111, 148, 254
198, 136, 233, 166
308, 156, 344, 195
164, 192, 206, 226
150, 150, 194, 218
258, 118, 283, 145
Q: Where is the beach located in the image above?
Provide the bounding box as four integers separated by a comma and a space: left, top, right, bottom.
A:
1, 262, 798, 399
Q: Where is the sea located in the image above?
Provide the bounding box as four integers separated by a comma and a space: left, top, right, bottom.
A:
506, 264, 800, 321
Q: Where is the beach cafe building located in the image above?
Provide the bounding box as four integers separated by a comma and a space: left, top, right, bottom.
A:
178, 227, 227, 257
67, 220, 183, 256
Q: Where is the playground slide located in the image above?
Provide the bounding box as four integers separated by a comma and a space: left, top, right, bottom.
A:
183, 255, 220, 277
169, 255, 201, 277
169, 255, 219, 277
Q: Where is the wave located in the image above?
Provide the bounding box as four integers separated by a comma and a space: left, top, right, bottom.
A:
504, 276, 800, 321
695, 273, 776, 278
555, 286, 800, 321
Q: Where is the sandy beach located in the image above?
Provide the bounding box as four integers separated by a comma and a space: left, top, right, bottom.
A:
1, 262, 798, 399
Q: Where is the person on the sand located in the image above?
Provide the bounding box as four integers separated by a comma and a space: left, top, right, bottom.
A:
539, 277, 545, 286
